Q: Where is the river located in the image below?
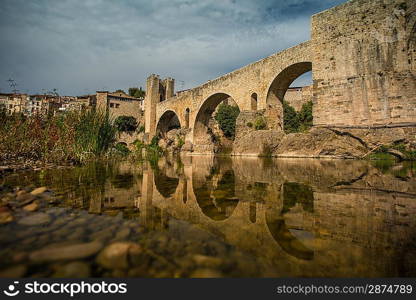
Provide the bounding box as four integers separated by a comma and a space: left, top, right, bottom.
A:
1, 156, 415, 277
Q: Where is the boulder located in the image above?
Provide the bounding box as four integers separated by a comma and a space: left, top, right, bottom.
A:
232, 130, 285, 156
275, 127, 368, 159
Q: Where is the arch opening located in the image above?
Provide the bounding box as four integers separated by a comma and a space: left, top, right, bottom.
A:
266, 62, 313, 132
193, 169, 239, 221
193, 93, 240, 153
156, 110, 181, 139
265, 181, 315, 261
251, 93, 258, 111
185, 108, 190, 129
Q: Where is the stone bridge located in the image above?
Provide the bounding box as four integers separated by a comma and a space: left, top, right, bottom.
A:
144, 0, 416, 152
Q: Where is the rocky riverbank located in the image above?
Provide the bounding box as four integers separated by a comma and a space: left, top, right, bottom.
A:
0, 184, 266, 278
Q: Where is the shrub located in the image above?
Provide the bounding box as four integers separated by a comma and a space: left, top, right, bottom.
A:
254, 117, 267, 130
297, 101, 313, 132
114, 116, 138, 132
283, 100, 313, 133
246, 122, 253, 128
114, 143, 131, 156
283, 101, 299, 133
138, 125, 145, 133
177, 137, 185, 148
0, 109, 117, 164
214, 103, 240, 139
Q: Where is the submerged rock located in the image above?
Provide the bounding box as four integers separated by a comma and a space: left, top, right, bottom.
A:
0, 264, 27, 278
18, 213, 51, 226
23, 202, 39, 212
96, 242, 144, 270
190, 268, 223, 278
30, 187, 47, 196
0, 211, 14, 224
53, 261, 91, 278
29, 241, 103, 262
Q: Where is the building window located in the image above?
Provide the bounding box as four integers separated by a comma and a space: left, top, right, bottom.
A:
115, 104, 120, 108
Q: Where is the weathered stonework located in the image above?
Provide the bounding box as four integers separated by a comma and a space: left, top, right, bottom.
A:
144, 0, 416, 154
284, 86, 313, 111
96, 91, 143, 122
312, 0, 416, 127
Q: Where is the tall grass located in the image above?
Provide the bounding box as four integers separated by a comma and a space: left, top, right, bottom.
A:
0, 108, 117, 164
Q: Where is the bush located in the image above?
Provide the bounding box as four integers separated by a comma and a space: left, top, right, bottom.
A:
254, 117, 267, 130
246, 122, 253, 128
114, 116, 138, 132
214, 103, 240, 139
114, 143, 130, 156
283, 100, 313, 133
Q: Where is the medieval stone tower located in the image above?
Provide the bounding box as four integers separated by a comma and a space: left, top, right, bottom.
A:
144, 75, 175, 138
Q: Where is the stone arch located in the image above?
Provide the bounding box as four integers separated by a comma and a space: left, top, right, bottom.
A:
266, 62, 312, 130
154, 169, 179, 198
267, 62, 312, 105
156, 110, 181, 138
193, 169, 239, 221
265, 182, 314, 260
251, 93, 258, 111
193, 92, 240, 151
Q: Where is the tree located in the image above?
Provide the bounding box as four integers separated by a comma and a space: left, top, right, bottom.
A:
297, 101, 313, 132
283, 101, 299, 133
114, 116, 138, 132
115, 89, 126, 94
128, 87, 146, 98
214, 103, 240, 139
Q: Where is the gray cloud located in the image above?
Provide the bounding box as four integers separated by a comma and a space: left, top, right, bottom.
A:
0, 0, 346, 95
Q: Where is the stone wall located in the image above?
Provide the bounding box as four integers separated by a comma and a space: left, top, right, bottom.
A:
96, 91, 143, 123
312, 0, 416, 127
284, 86, 313, 111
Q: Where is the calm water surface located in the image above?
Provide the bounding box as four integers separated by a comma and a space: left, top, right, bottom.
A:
1, 156, 415, 277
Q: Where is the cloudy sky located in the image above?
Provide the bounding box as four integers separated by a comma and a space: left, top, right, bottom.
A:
0, 0, 346, 96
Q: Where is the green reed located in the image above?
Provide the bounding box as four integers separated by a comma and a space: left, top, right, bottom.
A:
0, 108, 117, 164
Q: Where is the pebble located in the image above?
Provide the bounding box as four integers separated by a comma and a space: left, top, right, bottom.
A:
16, 193, 36, 206
96, 242, 144, 270
30, 187, 47, 196
29, 241, 103, 262
0, 211, 14, 224
190, 268, 223, 278
18, 213, 51, 226
192, 254, 223, 268
114, 227, 131, 241
53, 261, 91, 278
23, 202, 39, 212
0, 264, 27, 278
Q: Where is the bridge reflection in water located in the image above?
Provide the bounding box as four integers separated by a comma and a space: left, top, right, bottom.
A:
135, 156, 416, 277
